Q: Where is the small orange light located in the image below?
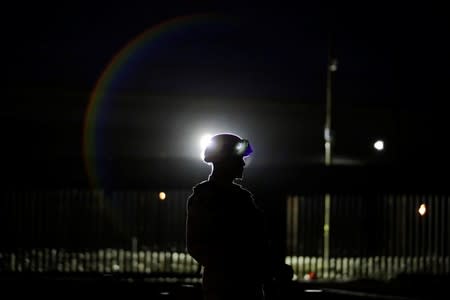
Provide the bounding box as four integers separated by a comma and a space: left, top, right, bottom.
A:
159, 192, 166, 201
418, 203, 426, 216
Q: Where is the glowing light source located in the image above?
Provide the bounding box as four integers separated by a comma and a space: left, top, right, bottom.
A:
200, 134, 213, 159
418, 203, 426, 216
329, 59, 338, 72
304, 271, 317, 280
374, 140, 384, 151
159, 192, 166, 201
235, 140, 248, 155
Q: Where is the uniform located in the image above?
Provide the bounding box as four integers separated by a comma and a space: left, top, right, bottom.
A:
186, 176, 273, 299
185, 133, 290, 299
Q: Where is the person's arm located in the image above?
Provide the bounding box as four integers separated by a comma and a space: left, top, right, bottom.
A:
186, 194, 210, 266
254, 195, 293, 282
186, 193, 226, 267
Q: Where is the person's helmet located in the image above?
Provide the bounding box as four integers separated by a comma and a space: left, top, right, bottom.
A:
203, 133, 253, 163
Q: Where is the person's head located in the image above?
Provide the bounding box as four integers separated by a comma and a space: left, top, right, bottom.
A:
203, 133, 253, 180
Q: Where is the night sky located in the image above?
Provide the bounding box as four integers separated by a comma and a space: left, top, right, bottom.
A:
4, 2, 449, 187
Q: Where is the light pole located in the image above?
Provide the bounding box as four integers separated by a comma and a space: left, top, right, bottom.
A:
324, 34, 337, 275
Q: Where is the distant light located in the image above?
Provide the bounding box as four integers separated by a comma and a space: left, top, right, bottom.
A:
305, 289, 323, 293
304, 271, 317, 280
324, 128, 331, 141
159, 192, 166, 201
418, 203, 426, 216
329, 59, 338, 72
374, 140, 384, 151
200, 134, 213, 159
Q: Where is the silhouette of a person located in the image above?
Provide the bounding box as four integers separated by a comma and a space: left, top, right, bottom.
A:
186, 133, 290, 300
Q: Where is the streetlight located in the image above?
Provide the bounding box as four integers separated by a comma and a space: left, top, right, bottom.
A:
374, 140, 384, 151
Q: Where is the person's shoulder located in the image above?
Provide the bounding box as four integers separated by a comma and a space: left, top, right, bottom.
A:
191, 180, 212, 193
232, 183, 254, 199
189, 180, 213, 200
233, 183, 264, 211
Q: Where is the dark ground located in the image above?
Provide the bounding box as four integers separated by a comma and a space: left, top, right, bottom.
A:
0, 273, 448, 299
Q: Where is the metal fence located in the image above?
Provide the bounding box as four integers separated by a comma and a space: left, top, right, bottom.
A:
1, 189, 448, 281
1, 189, 190, 251
286, 194, 450, 280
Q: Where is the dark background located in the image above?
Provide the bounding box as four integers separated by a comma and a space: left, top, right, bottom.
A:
3, 2, 449, 190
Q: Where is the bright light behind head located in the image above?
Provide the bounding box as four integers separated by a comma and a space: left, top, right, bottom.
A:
200, 134, 213, 159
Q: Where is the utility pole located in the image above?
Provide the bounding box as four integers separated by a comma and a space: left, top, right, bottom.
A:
323, 33, 337, 277
325, 38, 336, 166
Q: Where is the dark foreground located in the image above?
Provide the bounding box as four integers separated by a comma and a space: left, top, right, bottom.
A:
0, 273, 448, 300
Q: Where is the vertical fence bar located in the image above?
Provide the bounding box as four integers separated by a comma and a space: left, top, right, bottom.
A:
286, 195, 292, 257
401, 195, 407, 274
323, 193, 330, 280
406, 194, 412, 274
357, 194, 363, 279
335, 194, 341, 280
293, 195, 299, 274
390, 194, 395, 277
167, 190, 173, 252
38, 191, 44, 272
441, 195, 444, 273
433, 195, 438, 272
442, 196, 450, 273
427, 195, 433, 272
421, 195, 426, 271
433, 195, 438, 273
346, 195, 352, 279
287, 195, 295, 275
